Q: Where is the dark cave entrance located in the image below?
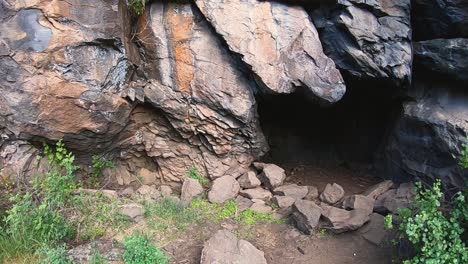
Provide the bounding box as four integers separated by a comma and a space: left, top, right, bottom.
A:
257, 79, 403, 193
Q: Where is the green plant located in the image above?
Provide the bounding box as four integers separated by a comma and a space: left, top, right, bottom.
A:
459, 139, 468, 169
128, 0, 148, 15
187, 167, 209, 187
39, 246, 73, 264
214, 199, 237, 220
237, 209, 283, 225
89, 155, 114, 188
384, 215, 393, 230
122, 234, 169, 264
144, 198, 198, 232
90, 247, 108, 264
395, 180, 467, 263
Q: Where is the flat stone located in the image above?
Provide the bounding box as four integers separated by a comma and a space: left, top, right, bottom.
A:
181, 178, 204, 204
236, 195, 254, 213
359, 213, 389, 245
239, 187, 273, 201
363, 180, 394, 200
320, 183, 345, 204
304, 186, 319, 200
120, 203, 144, 221
237, 170, 261, 189
320, 204, 370, 233
208, 176, 240, 203
273, 195, 295, 208
250, 203, 273, 214
292, 200, 322, 235
257, 163, 286, 189
273, 184, 309, 200
342, 195, 374, 214
201, 229, 267, 264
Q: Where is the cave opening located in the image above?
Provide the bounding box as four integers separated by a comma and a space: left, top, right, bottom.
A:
256, 78, 404, 193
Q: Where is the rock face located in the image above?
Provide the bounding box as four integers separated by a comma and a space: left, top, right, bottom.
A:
201, 229, 267, 264
195, 0, 346, 102
292, 200, 322, 235
312, 0, 412, 84
413, 38, 468, 82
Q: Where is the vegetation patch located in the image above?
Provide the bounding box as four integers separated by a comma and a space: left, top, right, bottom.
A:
237, 208, 283, 225
123, 234, 169, 264
187, 167, 210, 187
128, 0, 148, 16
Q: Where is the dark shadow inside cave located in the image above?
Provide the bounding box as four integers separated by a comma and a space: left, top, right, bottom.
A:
256, 79, 404, 192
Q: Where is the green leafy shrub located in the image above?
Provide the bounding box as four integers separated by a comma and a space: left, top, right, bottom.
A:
123, 234, 169, 264
89, 155, 114, 188
128, 0, 148, 15
39, 246, 73, 264
395, 180, 467, 263
187, 167, 210, 187
460, 139, 468, 169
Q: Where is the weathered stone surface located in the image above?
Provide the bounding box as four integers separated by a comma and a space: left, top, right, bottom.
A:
256, 163, 286, 189
373, 189, 397, 214
237, 171, 261, 189
208, 176, 240, 203
342, 195, 374, 214
236, 195, 254, 213
119, 186, 135, 198
137, 185, 161, 200
412, 0, 468, 40
250, 202, 273, 214
180, 178, 203, 204
382, 84, 468, 189
363, 180, 394, 200
201, 229, 267, 264
320, 204, 370, 233
312, 0, 412, 84
120, 203, 144, 221
320, 183, 345, 204
273, 184, 309, 200
195, 0, 345, 103
79, 189, 118, 199
138, 168, 158, 185
414, 38, 468, 82
67, 239, 123, 263
292, 200, 322, 235
160, 185, 172, 197
273, 195, 296, 209
304, 186, 319, 200
239, 187, 273, 201
358, 213, 389, 246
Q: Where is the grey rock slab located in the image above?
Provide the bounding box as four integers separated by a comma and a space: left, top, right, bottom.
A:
239, 187, 273, 201
208, 176, 240, 203
320, 183, 345, 204
236, 195, 254, 213
304, 185, 319, 200
181, 178, 203, 204
321, 204, 370, 233
363, 180, 394, 200
342, 194, 375, 215
250, 202, 273, 214
273, 195, 296, 209
200, 229, 267, 264
237, 170, 261, 189
273, 184, 309, 200
358, 213, 389, 246
257, 163, 286, 189
292, 200, 322, 235
195, 0, 345, 103
120, 203, 144, 221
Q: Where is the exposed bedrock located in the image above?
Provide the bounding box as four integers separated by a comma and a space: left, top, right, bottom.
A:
194, 0, 346, 102
311, 0, 412, 85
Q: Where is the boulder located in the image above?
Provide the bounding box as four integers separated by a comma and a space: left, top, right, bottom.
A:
319, 183, 345, 204
373, 189, 397, 214
256, 163, 286, 189
304, 186, 319, 200
137, 185, 161, 200
358, 213, 389, 246
312, 0, 412, 84
201, 230, 267, 264
138, 168, 158, 185
119, 186, 135, 198
381, 183, 414, 214
363, 180, 394, 200
120, 203, 144, 221
342, 195, 374, 215
195, 0, 345, 103
208, 176, 241, 203
414, 38, 468, 82
292, 200, 322, 235
273, 184, 309, 200
236, 196, 254, 213
180, 178, 204, 204
239, 187, 273, 201
320, 204, 370, 233
273, 196, 296, 209
237, 171, 261, 189
160, 185, 172, 197
250, 203, 273, 214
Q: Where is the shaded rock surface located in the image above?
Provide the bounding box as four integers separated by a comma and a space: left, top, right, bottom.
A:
292, 199, 322, 235
321, 204, 370, 233
320, 183, 345, 204
195, 0, 345, 102
255, 162, 286, 189
200, 229, 267, 264
312, 0, 412, 84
